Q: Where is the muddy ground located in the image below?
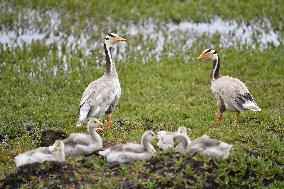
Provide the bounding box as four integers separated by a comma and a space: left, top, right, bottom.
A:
0, 129, 220, 188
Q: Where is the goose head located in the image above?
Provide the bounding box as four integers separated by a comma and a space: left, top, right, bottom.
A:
141, 131, 156, 143
105, 33, 126, 46
49, 140, 64, 153
196, 49, 218, 61
141, 131, 157, 153
177, 126, 188, 134
173, 134, 189, 152
142, 131, 156, 142
87, 118, 103, 132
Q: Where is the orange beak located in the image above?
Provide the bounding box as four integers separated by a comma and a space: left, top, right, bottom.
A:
196, 52, 206, 60
115, 35, 126, 41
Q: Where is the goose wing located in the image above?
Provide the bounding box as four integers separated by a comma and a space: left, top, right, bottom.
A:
78, 79, 119, 123
211, 76, 260, 112
110, 143, 144, 153
157, 131, 174, 149
63, 134, 92, 146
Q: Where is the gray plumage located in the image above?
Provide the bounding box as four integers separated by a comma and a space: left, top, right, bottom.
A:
77, 33, 126, 127
188, 135, 233, 161
197, 49, 261, 126
211, 76, 261, 112
99, 131, 156, 163
63, 118, 103, 157
157, 126, 190, 150
15, 140, 65, 167
174, 134, 233, 161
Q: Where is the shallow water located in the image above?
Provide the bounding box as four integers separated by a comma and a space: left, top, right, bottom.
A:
0, 9, 283, 69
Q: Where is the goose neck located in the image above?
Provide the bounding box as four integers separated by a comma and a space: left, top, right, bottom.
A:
211, 56, 220, 80
104, 42, 117, 76
89, 125, 103, 145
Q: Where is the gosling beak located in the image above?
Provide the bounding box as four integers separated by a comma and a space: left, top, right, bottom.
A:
48, 146, 53, 151
196, 52, 205, 60
115, 35, 126, 42
95, 122, 104, 133
173, 140, 178, 148
95, 127, 104, 133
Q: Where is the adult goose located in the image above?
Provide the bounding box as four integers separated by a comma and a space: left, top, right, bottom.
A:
77, 33, 126, 128
196, 49, 261, 127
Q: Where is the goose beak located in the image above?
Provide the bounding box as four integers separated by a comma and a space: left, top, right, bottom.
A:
115, 35, 126, 42
196, 52, 205, 60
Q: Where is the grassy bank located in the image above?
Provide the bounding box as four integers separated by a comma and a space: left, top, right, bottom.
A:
1, 46, 284, 187
0, 0, 284, 188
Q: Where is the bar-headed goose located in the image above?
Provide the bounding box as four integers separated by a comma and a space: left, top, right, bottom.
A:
196, 49, 261, 127
77, 33, 126, 129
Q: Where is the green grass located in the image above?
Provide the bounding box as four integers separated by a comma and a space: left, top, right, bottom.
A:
1, 46, 284, 187
6, 0, 284, 24
0, 0, 284, 188
1, 0, 284, 31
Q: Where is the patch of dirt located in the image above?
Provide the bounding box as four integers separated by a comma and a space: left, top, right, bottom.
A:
0, 162, 80, 189
0, 150, 219, 188
121, 178, 140, 189
103, 140, 117, 149
104, 161, 123, 176
143, 119, 157, 130
123, 151, 219, 189
38, 129, 67, 147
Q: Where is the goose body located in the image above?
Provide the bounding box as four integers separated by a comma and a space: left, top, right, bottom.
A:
211, 76, 260, 112
157, 126, 190, 150
15, 140, 65, 167
99, 131, 156, 163
63, 118, 103, 157
77, 33, 126, 128
105, 151, 153, 163
188, 135, 233, 161
197, 49, 261, 126
174, 134, 232, 161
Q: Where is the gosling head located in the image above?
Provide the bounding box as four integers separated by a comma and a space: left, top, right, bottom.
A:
105, 33, 126, 45
173, 134, 189, 152
196, 49, 218, 61
88, 118, 103, 132
177, 126, 188, 134
142, 131, 156, 142
49, 140, 64, 152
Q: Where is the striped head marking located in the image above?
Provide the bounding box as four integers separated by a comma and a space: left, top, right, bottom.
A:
105, 33, 126, 43
196, 49, 218, 61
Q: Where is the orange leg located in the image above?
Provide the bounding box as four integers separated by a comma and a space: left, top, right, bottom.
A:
214, 113, 223, 127
107, 114, 111, 128
235, 112, 240, 123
